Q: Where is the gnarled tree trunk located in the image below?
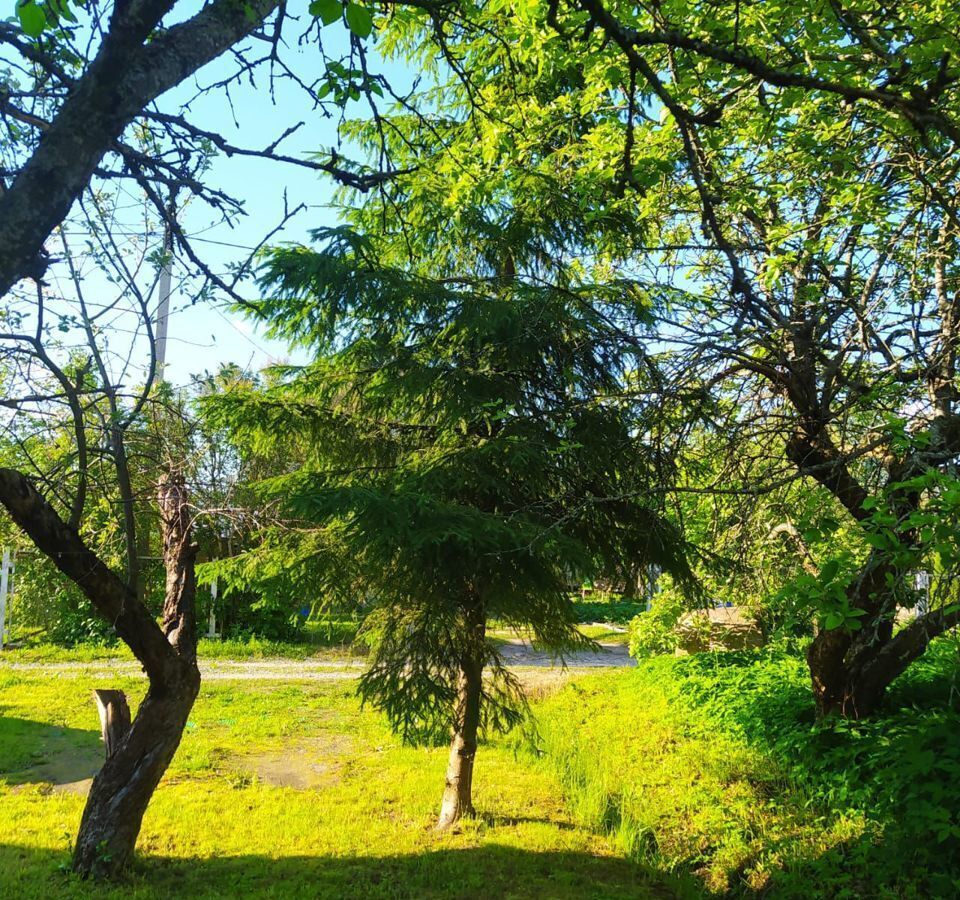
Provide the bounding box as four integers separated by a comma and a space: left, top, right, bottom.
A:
0, 466, 202, 878
73, 660, 200, 875
437, 605, 486, 830
787, 429, 960, 718
807, 554, 960, 718
73, 470, 201, 876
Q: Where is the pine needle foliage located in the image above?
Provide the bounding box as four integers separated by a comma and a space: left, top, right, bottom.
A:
208, 224, 691, 745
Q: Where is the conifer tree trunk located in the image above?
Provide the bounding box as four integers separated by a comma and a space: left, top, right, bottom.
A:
437, 604, 485, 830
73, 471, 200, 877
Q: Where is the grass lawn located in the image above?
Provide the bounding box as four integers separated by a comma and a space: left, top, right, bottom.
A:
0, 622, 364, 664
4, 642, 958, 897
574, 624, 629, 644
0, 666, 679, 899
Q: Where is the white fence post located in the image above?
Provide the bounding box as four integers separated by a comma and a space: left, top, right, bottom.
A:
207, 577, 218, 638
0, 548, 10, 649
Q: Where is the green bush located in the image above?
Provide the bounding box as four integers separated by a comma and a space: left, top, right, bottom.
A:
536, 642, 960, 895
572, 590, 647, 625
626, 581, 686, 657
673, 643, 960, 892
7, 553, 118, 646
197, 580, 309, 642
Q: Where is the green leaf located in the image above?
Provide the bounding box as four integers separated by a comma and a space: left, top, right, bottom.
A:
821, 559, 840, 582
47, 0, 76, 23
309, 0, 342, 26
824, 612, 844, 630
344, 2, 373, 38
17, 1, 46, 37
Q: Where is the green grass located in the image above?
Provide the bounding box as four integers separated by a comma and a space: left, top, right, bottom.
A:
0, 667, 678, 899
536, 641, 960, 896
4, 644, 958, 897
575, 624, 629, 644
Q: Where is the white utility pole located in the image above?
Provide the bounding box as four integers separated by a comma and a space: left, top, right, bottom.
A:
207, 577, 219, 639
155, 206, 175, 377
0, 548, 11, 649
915, 570, 931, 617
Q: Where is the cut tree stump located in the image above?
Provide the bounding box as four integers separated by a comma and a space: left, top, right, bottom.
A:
93, 690, 131, 759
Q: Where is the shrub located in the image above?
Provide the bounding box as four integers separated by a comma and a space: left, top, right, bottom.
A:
536, 642, 960, 895
626, 580, 685, 657
572, 593, 647, 625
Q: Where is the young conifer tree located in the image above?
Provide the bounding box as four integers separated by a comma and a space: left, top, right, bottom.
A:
210, 221, 691, 827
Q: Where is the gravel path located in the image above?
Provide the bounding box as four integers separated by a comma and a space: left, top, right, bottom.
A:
498, 639, 635, 668
1, 640, 634, 680
2, 658, 363, 681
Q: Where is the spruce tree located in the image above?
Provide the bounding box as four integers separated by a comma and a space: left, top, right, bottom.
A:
210, 221, 691, 826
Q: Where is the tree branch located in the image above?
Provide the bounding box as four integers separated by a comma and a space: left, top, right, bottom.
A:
0, 467, 179, 682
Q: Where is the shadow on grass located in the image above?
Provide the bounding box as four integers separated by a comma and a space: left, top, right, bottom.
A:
0, 843, 692, 899
0, 714, 102, 787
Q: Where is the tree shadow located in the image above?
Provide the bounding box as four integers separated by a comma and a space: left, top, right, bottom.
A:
0, 843, 698, 899
0, 713, 102, 790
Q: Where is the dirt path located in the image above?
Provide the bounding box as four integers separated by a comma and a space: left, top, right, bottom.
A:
1, 639, 633, 681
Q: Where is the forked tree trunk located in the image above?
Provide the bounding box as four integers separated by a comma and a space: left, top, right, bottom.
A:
73, 664, 200, 875
74, 470, 201, 877
437, 605, 486, 830
787, 430, 960, 718
808, 627, 881, 718
808, 561, 960, 718
808, 555, 905, 719
0, 468, 202, 876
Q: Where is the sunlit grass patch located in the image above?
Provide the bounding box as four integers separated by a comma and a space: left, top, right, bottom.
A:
0, 669, 674, 899
575, 624, 629, 644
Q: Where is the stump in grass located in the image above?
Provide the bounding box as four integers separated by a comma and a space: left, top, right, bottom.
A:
94, 690, 131, 759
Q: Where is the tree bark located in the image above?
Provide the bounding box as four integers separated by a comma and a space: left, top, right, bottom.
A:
0, 466, 201, 877
158, 471, 199, 664
809, 602, 960, 718
806, 552, 900, 718
0, 0, 279, 296
94, 690, 131, 759
74, 662, 200, 876
437, 606, 486, 830
808, 547, 960, 718
72, 469, 200, 877
785, 431, 937, 718
0, 468, 174, 675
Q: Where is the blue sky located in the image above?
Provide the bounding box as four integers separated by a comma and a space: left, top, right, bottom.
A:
129, 12, 415, 387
